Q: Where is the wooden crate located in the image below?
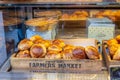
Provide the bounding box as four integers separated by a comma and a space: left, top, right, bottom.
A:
102, 40, 120, 71
10, 39, 103, 73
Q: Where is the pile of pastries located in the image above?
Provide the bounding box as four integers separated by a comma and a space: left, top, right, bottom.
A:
95, 10, 120, 22
25, 18, 58, 31
34, 10, 62, 18
61, 10, 89, 20
107, 35, 120, 60
16, 35, 100, 60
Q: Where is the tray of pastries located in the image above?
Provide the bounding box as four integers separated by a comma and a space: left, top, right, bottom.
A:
103, 35, 120, 71
60, 10, 89, 21
34, 10, 62, 19
10, 35, 103, 73
93, 10, 120, 22
25, 18, 58, 32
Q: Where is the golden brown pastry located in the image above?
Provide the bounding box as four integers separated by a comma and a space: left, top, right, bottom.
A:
48, 45, 62, 52
30, 44, 46, 58
64, 44, 75, 51
69, 14, 78, 20
77, 15, 87, 20
116, 35, 120, 43
107, 39, 118, 47
81, 10, 89, 17
52, 39, 65, 48
18, 39, 33, 50
30, 35, 43, 43
113, 47, 120, 60
95, 15, 104, 18
85, 46, 99, 59
25, 18, 48, 27
102, 10, 113, 16
109, 44, 120, 57
16, 50, 31, 58
62, 49, 73, 59
35, 39, 51, 48
72, 46, 86, 59
45, 51, 61, 59
73, 10, 81, 15
107, 16, 116, 22
61, 13, 69, 19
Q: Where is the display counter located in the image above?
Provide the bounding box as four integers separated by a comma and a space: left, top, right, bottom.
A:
1, 1, 120, 80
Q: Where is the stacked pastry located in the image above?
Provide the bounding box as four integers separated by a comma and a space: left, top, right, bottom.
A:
16, 35, 100, 60
61, 10, 89, 20
95, 10, 120, 22
34, 10, 62, 18
25, 18, 58, 32
107, 35, 120, 60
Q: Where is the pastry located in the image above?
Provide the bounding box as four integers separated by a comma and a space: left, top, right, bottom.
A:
109, 44, 120, 57
113, 47, 120, 60
81, 10, 89, 17
85, 46, 99, 59
116, 35, 120, 43
30, 44, 46, 58
52, 39, 65, 48
35, 39, 51, 48
61, 13, 69, 19
16, 50, 31, 58
72, 46, 86, 59
102, 10, 113, 16
62, 49, 73, 59
45, 51, 61, 59
73, 10, 81, 15
30, 35, 43, 43
18, 39, 33, 50
69, 14, 78, 20
64, 44, 75, 51
107, 39, 118, 47
48, 45, 62, 52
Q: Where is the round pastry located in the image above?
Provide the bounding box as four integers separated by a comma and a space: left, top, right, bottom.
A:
35, 39, 51, 48
18, 39, 33, 50
113, 47, 120, 60
85, 46, 99, 59
109, 44, 120, 57
45, 51, 61, 59
107, 39, 118, 47
77, 15, 87, 20
95, 15, 104, 18
30, 44, 46, 58
30, 35, 43, 43
61, 13, 69, 19
73, 10, 81, 15
16, 50, 31, 58
72, 46, 86, 59
69, 14, 78, 20
64, 44, 75, 51
107, 16, 116, 22
48, 44, 62, 52
103, 10, 112, 16
52, 39, 65, 48
81, 10, 89, 17
62, 49, 73, 59
116, 35, 120, 43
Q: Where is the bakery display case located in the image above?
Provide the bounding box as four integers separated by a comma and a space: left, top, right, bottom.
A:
1, 0, 120, 80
